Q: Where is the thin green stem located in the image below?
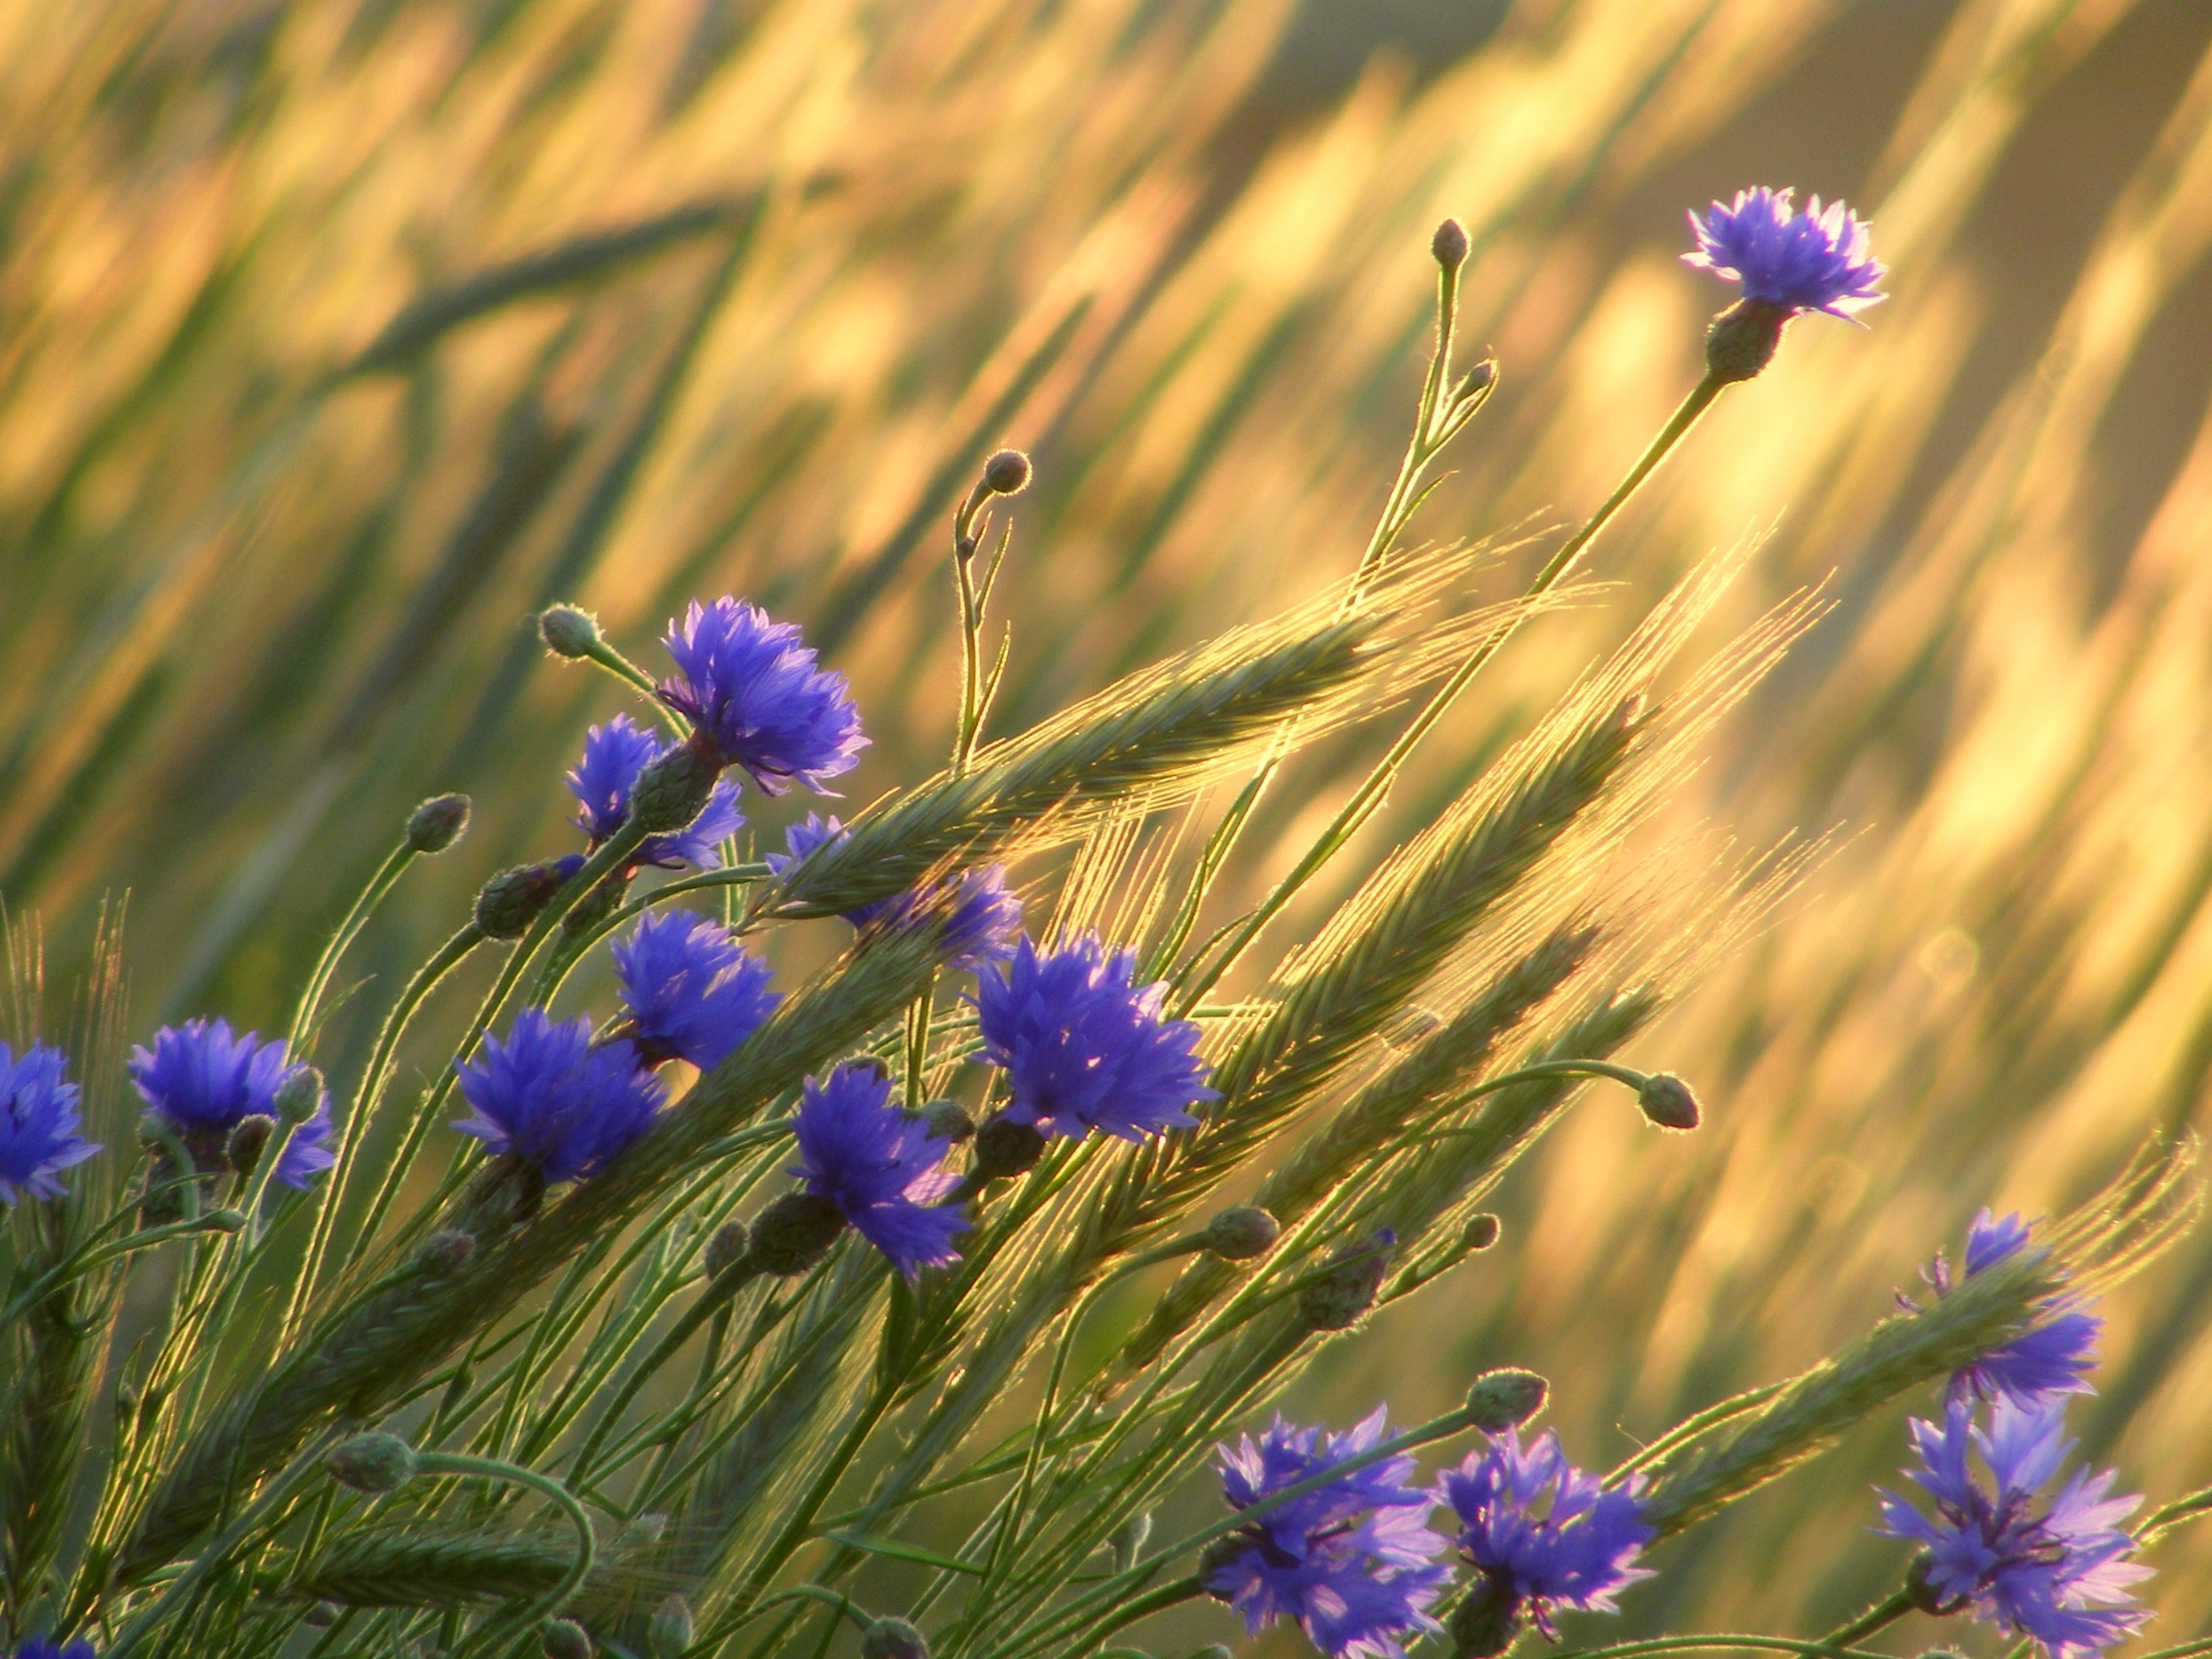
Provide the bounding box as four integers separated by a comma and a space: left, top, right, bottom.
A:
417, 1451, 594, 1649
1053, 1574, 1202, 1659
1819, 1588, 1915, 1650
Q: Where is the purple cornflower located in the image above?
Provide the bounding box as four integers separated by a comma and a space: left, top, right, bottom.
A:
1683, 187, 1885, 320
972, 935, 1216, 1141
768, 815, 1022, 974
789, 1063, 964, 1279
568, 715, 745, 868
1879, 1398, 2152, 1659
1436, 1429, 1654, 1651
130, 1019, 333, 1189
612, 912, 780, 1072
453, 1009, 665, 1184
11, 1637, 98, 1659
0, 1043, 99, 1205
1910, 1209, 2102, 1410
1203, 1410, 1450, 1659
657, 598, 867, 795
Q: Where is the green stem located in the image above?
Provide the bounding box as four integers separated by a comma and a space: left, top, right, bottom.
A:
569, 1267, 760, 1485
1056, 1575, 1203, 1659
417, 1451, 595, 1649
288, 840, 415, 1053
0, 1216, 229, 1327
1820, 1588, 1915, 1649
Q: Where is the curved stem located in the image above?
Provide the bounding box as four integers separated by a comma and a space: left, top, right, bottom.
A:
1056, 1574, 1202, 1659
418, 1451, 595, 1645
1819, 1589, 1916, 1650
569, 1267, 760, 1486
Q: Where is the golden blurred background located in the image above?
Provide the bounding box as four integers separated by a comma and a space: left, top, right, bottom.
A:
4, 0, 2211, 1645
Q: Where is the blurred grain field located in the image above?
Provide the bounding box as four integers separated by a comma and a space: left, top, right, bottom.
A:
5, 0, 2212, 1646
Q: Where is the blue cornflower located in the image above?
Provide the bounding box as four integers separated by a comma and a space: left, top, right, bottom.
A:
11, 1636, 98, 1659
1204, 1410, 1450, 1659
790, 1063, 964, 1279
453, 1009, 665, 1184
1437, 1428, 1654, 1650
1911, 1209, 2102, 1410
130, 1019, 333, 1189
1879, 1398, 2151, 1659
0, 1042, 99, 1205
1683, 187, 1885, 321
612, 912, 780, 1071
568, 714, 745, 869
767, 814, 1022, 973
657, 598, 867, 795
972, 935, 1216, 1141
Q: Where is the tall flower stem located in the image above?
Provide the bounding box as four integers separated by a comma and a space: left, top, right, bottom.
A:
422, 1450, 595, 1656
1819, 1586, 1917, 1649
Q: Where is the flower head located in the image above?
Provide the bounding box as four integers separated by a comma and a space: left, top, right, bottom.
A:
130, 1019, 332, 1189
1879, 1398, 2151, 1659
1914, 1210, 2102, 1410
613, 912, 779, 1072
1204, 1410, 1450, 1659
769, 815, 1021, 973
1437, 1428, 1653, 1649
12, 1637, 98, 1659
972, 935, 1216, 1141
790, 1063, 963, 1279
568, 715, 745, 868
453, 1009, 665, 1183
0, 1042, 99, 1205
657, 598, 866, 795
1683, 186, 1885, 321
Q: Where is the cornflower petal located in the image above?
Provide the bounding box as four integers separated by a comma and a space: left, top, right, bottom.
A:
453, 1009, 666, 1183
613, 911, 779, 1072
1683, 186, 1886, 320
767, 815, 1021, 973
0, 1042, 99, 1205
130, 1018, 331, 1189
657, 598, 867, 795
788, 1063, 963, 1279
567, 714, 745, 869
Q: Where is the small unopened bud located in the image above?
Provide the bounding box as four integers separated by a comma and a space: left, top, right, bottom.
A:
1460, 1213, 1501, 1252
972, 1115, 1046, 1179
1637, 1073, 1700, 1132
1296, 1229, 1395, 1332
200, 1208, 248, 1233
1111, 1511, 1153, 1574
859, 1618, 930, 1659
1704, 298, 1787, 384
539, 605, 602, 659
1453, 359, 1498, 404
327, 1431, 419, 1494
1431, 218, 1469, 272
1200, 1206, 1279, 1261
629, 731, 724, 834
226, 1114, 276, 1177
1448, 1576, 1521, 1659
1465, 1368, 1548, 1431
922, 1100, 976, 1143
704, 1221, 750, 1280
541, 1618, 594, 1659
419, 1229, 476, 1273
647, 1594, 694, 1659
747, 1193, 846, 1276
981, 448, 1032, 496
304, 1601, 339, 1629
474, 857, 583, 940
406, 793, 472, 854
274, 1066, 325, 1126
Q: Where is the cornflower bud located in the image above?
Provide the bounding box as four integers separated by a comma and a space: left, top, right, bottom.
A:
1200, 1206, 1279, 1261
922, 1100, 976, 1143
1465, 1368, 1548, 1431
972, 1115, 1046, 1179
541, 1619, 594, 1659
273, 1065, 324, 1126
747, 1193, 845, 1276
704, 1221, 750, 1280
1704, 300, 1787, 384
1448, 1581, 1519, 1659
539, 605, 602, 659
474, 860, 581, 940
648, 1594, 695, 1659
303, 1601, 338, 1629
406, 793, 472, 854
1432, 217, 1469, 272
1637, 1073, 1700, 1131
327, 1432, 419, 1494
200, 1208, 248, 1233
981, 448, 1032, 496
1111, 1510, 1153, 1572
1296, 1229, 1395, 1332
629, 731, 724, 835
859, 1618, 930, 1659
418, 1229, 475, 1274
1461, 1213, 1502, 1252
226, 1114, 275, 1177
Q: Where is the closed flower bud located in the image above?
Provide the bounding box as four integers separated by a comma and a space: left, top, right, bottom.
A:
747, 1192, 846, 1275
304, 1601, 339, 1629
1296, 1229, 1395, 1332
1432, 217, 1469, 272
1637, 1072, 1700, 1131
1465, 1368, 1548, 1431
704, 1221, 750, 1280
474, 859, 582, 940
539, 605, 602, 659
1198, 1536, 1249, 1598
1461, 1213, 1501, 1252
972, 1115, 1046, 1179
859, 1617, 930, 1659
648, 1594, 695, 1659
922, 1100, 976, 1143
1455, 359, 1498, 401
1448, 1576, 1521, 1658
327, 1431, 419, 1494
1111, 1510, 1153, 1572
629, 732, 724, 835
200, 1208, 248, 1233
274, 1066, 325, 1125
1704, 298, 1787, 384
541, 1619, 594, 1659
226, 1113, 276, 1176
406, 793, 472, 854
981, 448, 1032, 496
1200, 1206, 1279, 1261
418, 1229, 475, 1273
